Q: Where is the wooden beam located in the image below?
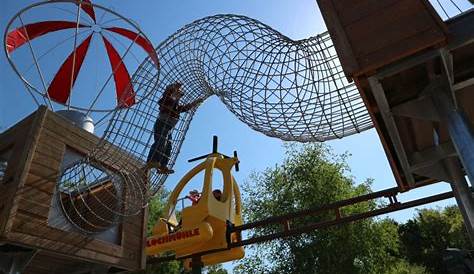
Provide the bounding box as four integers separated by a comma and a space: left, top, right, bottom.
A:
368, 77, 415, 185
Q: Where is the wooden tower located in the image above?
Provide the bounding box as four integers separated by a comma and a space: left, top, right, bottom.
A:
316, 0, 474, 242
0, 106, 147, 274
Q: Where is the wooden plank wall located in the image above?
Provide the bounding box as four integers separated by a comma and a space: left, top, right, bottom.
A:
0, 107, 147, 272
24, 251, 97, 274
0, 109, 42, 237
315, 0, 450, 190
317, 0, 447, 77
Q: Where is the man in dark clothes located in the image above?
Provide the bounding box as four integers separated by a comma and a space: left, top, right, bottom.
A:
146, 82, 203, 174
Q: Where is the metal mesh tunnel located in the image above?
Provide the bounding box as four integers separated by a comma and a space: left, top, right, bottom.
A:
61, 14, 373, 232
102, 14, 373, 194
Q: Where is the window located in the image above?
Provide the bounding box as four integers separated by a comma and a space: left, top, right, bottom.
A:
48, 147, 122, 244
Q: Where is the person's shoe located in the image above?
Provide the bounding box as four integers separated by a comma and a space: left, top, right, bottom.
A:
142, 162, 160, 177
157, 166, 174, 174
145, 162, 174, 174
141, 162, 155, 178
145, 161, 161, 170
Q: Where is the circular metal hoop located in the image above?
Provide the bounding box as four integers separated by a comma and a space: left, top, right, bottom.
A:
4, 0, 160, 113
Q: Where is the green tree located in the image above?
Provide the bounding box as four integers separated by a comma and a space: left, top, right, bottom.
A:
205, 264, 228, 274
137, 190, 183, 274
384, 259, 427, 274
233, 144, 403, 274
399, 206, 470, 274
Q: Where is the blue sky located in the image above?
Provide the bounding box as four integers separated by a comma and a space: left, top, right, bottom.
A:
1, 0, 472, 231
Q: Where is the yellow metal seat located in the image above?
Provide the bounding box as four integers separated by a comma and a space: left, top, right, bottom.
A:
146, 152, 244, 267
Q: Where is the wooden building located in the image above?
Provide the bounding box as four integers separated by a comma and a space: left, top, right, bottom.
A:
0, 106, 147, 273
316, 0, 474, 190
316, 0, 474, 242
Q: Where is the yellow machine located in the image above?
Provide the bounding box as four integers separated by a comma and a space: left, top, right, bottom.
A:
146, 137, 245, 268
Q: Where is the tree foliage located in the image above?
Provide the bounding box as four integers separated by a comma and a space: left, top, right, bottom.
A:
205, 264, 228, 274
399, 206, 471, 274
384, 259, 428, 274
233, 144, 403, 274
137, 144, 469, 274
138, 190, 182, 274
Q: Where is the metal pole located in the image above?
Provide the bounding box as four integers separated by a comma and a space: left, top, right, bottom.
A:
445, 158, 474, 245
432, 77, 474, 245
430, 73, 474, 184
445, 108, 474, 246
0, 250, 37, 274
191, 256, 202, 274
445, 109, 474, 185
212, 135, 218, 154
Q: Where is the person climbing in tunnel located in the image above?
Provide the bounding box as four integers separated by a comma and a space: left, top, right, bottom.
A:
146, 82, 203, 174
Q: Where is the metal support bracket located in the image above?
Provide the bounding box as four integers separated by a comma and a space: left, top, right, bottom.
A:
390, 70, 451, 122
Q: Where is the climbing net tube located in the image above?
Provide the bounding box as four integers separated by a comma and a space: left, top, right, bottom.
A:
63, 14, 373, 233
106, 14, 372, 192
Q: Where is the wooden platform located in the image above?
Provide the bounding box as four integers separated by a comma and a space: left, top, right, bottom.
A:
317, 0, 447, 78
0, 107, 147, 273
317, 0, 474, 190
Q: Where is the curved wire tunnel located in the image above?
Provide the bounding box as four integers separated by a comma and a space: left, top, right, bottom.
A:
61, 14, 373, 232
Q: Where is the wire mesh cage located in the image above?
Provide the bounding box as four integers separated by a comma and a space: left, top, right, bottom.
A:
77, 0, 474, 233
6, 6, 378, 233
95, 14, 372, 210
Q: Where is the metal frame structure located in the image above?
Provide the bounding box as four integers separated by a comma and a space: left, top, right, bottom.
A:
4, 12, 373, 234
99, 14, 371, 203
148, 3, 474, 272
364, 11, 474, 242
148, 186, 471, 269
4, 0, 159, 113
